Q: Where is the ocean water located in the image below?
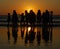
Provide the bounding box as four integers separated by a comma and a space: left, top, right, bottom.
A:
0, 27, 60, 49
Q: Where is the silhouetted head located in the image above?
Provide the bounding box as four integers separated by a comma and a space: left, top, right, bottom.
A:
7, 13, 10, 22
45, 10, 49, 13
21, 13, 24, 16
42, 12, 45, 16
8, 13, 10, 16
25, 10, 28, 14
37, 9, 41, 16
30, 10, 33, 13
45, 10, 50, 16
38, 10, 41, 13
13, 10, 17, 15
50, 11, 53, 16
29, 10, 36, 16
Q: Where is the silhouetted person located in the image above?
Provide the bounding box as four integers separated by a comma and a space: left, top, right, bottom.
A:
42, 10, 50, 43
12, 10, 18, 44
7, 13, 10, 43
7, 13, 10, 28
20, 13, 25, 26
25, 10, 29, 26
29, 10, 36, 26
36, 31, 41, 46
42, 10, 49, 28
12, 10, 18, 28
49, 11, 53, 42
37, 10, 41, 25
42, 12, 46, 36
45, 10, 50, 21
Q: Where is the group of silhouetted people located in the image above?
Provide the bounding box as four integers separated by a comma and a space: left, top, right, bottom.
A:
7, 10, 18, 44
7, 9, 53, 45
20, 10, 36, 26
42, 10, 53, 43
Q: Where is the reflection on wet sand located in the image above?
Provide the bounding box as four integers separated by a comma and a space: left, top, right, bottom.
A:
0, 27, 60, 49
7, 26, 52, 46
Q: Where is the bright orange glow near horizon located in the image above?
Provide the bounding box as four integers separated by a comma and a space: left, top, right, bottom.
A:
26, 7, 34, 13
27, 8, 31, 13
24, 5, 37, 13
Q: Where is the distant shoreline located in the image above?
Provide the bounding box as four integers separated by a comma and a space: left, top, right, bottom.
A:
0, 24, 60, 27
0, 15, 60, 27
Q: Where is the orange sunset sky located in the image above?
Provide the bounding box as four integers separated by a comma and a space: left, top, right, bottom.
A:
0, 0, 60, 15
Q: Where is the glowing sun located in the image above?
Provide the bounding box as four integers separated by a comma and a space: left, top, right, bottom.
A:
27, 8, 31, 12
26, 6, 34, 13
